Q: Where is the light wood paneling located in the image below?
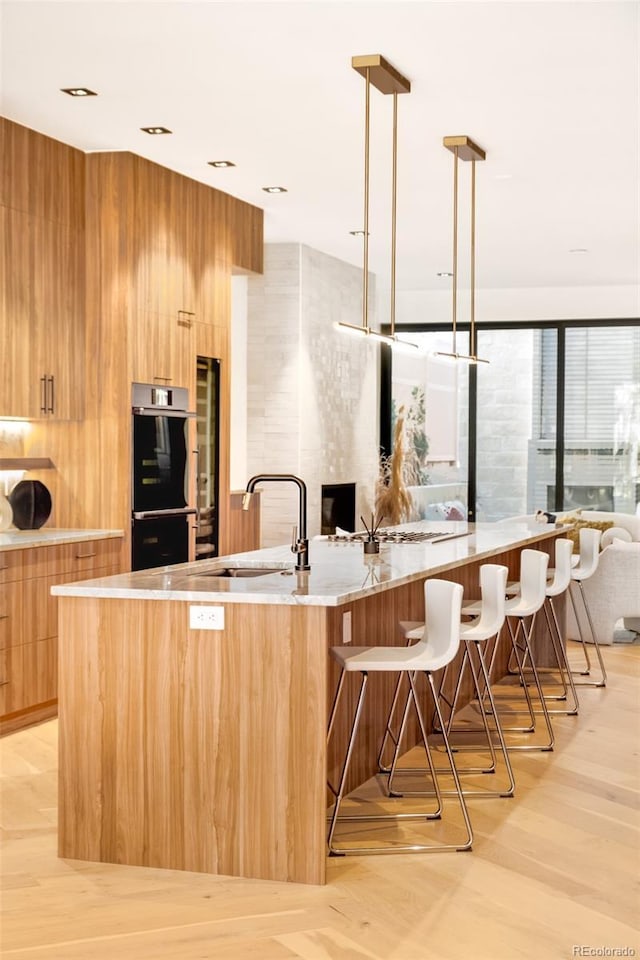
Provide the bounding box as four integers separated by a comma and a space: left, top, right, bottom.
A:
226, 490, 261, 555
0, 117, 85, 224
58, 597, 328, 884
0, 118, 85, 421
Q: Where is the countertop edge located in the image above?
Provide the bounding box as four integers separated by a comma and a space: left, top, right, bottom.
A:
51, 525, 564, 607
0, 529, 124, 551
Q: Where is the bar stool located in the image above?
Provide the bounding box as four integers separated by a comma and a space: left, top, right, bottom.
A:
505, 538, 579, 716
490, 549, 556, 751
539, 537, 581, 713
326, 579, 473, 856
568, 527, 607, 687
382, 564, 515, 799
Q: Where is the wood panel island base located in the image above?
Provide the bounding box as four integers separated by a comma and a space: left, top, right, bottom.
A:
54, 521, 564, 885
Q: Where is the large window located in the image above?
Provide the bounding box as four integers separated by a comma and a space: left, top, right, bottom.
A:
384, 320, 640, 521
389, 331, 469, 519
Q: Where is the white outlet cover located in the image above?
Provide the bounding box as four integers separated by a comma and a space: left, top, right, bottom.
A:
189, 605, 225, 630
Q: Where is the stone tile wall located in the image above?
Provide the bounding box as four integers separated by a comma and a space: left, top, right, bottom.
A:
247, 244, 380, 546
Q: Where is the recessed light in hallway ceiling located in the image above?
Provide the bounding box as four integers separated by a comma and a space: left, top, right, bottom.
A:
140, 126, 172, 135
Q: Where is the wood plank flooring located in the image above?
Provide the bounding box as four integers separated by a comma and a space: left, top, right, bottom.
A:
1, 641, 639, 960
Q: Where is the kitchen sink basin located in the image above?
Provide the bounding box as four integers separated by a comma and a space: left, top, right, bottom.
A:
197, 566, 289, 579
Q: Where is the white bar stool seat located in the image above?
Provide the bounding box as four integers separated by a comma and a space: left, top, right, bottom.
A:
494, 549, 556, 751
326, 579, 473, 856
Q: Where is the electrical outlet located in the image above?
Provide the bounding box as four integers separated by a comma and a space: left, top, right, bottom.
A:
189, 605, 225, 630
342, 611, 352, 644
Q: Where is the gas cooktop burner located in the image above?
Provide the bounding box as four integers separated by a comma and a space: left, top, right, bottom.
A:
328, 529, 455, 544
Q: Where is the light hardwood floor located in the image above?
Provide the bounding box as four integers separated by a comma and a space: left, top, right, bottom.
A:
1, 641, 639, 960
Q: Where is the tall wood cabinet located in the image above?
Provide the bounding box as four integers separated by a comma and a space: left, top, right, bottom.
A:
83, 151, 262, 561
0, 119, 85, 420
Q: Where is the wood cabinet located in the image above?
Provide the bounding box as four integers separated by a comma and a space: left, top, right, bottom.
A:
0, 207, 85, 419
0, 120, 85, 421
0, 537, 122, 734
130, 310, 195, 387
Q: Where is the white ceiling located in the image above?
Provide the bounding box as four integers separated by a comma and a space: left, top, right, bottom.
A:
2, 0, 639, 300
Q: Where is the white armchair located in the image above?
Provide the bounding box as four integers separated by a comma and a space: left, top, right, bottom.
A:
566, 538, 640, 645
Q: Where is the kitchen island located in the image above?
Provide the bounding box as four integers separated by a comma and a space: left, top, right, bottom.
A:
53, 520, 563, 884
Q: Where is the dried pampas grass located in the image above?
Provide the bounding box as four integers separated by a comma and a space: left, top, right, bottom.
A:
375, 409, 412, 525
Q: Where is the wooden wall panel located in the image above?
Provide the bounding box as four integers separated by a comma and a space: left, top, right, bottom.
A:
0, 117, 85, 225
58, 597, 327, 884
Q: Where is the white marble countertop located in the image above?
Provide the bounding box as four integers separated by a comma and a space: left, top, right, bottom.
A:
51, 521, 563, 607
0, 529, 124, 551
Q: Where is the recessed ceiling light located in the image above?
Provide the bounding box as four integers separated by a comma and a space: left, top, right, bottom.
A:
569, 248, 589, 254
208, 160, 235, 168
140, 126, 172, 135
60, 87, 97, 97
349, 230, 367, 236
262, 186, 287, 194
437, 271, 454, 277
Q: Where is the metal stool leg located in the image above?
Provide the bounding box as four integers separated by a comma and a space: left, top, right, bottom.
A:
568, 581, 607, 688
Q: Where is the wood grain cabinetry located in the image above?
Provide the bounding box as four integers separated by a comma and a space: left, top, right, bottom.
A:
0, 119, 85, 420
130, 310, 195, 387
0, 537, 122, 734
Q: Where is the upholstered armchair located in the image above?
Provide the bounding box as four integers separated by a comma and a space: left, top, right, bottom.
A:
565, 515, 640, 645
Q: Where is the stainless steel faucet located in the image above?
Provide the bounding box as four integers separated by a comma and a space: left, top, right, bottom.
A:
243, 474, 310, 572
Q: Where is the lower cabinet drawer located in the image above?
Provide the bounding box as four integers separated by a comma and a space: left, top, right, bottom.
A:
0, 636, 58, 717
52, 538, 123, 577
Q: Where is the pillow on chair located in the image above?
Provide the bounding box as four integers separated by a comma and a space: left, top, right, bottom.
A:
556, 515, 614, 549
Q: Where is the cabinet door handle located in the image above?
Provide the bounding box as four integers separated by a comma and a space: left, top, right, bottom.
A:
153, 376, 172, 384
75, 553, 97, 560
0, 614, 9, 620
40, 375, 48, 413
48, 375, 55, 414
0, 680, 10, 687
193, 448, 201, 531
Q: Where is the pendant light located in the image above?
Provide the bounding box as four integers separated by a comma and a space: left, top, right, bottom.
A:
337, 54, 417, 350
435, 135, 489, 364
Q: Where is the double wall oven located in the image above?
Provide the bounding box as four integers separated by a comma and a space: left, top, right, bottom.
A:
131, 383, 197, 570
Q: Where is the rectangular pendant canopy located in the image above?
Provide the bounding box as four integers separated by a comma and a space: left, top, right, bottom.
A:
352, 55, 411, 95
443, 135, 486, 162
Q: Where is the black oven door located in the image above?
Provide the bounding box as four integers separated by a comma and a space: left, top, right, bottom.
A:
132, 413, 189, 512
132, 515, 190, 571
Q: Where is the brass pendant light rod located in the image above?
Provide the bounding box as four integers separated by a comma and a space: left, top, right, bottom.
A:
390, 89, 397, 336
337, 55, 412, 345
452, 145, 459, 354
363, 65, 371, 332
436, 135, 489, 364
387, 89, 419, 350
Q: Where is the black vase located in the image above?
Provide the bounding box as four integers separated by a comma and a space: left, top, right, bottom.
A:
8, 480, 52, 530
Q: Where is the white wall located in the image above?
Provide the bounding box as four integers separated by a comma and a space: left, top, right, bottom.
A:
246, 244, 380, 547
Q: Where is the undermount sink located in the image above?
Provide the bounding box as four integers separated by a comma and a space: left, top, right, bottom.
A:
197, 566, 290, 579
